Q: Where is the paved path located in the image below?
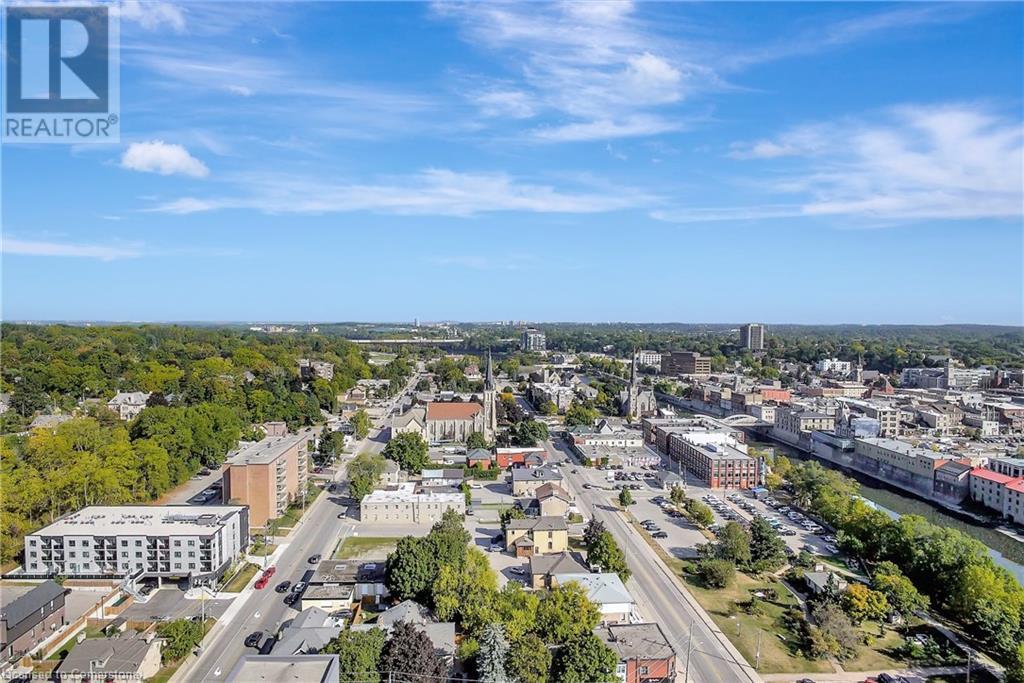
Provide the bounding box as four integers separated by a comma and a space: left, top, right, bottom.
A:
761, 664, 969, 682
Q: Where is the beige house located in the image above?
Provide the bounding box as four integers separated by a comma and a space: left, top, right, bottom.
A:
506, 517, 569, 557
511, 467, 564, 497
536, 483, 572, 517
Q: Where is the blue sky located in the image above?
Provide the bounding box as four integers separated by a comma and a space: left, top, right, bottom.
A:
2, 1, 1022, 324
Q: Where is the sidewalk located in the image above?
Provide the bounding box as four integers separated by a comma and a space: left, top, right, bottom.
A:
761, 664, 968, 682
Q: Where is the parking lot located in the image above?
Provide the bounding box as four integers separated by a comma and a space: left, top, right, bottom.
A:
561, 443, 843, 563
119, 587, 233, 622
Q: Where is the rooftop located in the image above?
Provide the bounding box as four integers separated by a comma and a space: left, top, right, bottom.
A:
598, 623, 675, 661
511, 466, 562, 482
554, 572, 633, 606
970, 467, 1018, 485
30, 505, 245, 537
426, 402, 482, 420
226, 655, 339, 683
231, 432, 308, 465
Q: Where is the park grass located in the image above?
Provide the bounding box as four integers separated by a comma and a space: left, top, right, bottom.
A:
841, 624, 905, 671
222, 562, 260, 592
679, 569, 834, 675
334, 536, 397, 560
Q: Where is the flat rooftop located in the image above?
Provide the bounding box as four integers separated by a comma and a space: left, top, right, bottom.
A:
231, 433, 307, 465
31, 505, 245, 537
226, 655, 337, 683
362, 489, 463, 504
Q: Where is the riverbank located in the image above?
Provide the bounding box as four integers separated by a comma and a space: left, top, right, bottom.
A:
744, 434, 1024, 583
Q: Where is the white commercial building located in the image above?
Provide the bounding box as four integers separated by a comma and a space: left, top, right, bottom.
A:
23, 506, 248, 583
815, 358, 852, 375
360, 484, 465, 524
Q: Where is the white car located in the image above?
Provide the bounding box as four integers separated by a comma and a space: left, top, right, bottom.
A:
489, 544, 503, 552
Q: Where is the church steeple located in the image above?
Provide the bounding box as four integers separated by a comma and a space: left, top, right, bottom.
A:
630, 348, 638, 386
485, 349, 495, 390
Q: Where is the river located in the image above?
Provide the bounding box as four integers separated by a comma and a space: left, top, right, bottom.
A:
745, 435, 1024, 585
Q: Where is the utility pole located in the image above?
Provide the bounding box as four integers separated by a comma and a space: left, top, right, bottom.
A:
684, 617, 693, 683
755, 630, 763, 670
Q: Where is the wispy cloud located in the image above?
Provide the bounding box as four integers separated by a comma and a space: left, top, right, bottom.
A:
2, 238, 143, 261
146, 168, 654, 217
720, 4, 985, 71
437, 1, 721, 141
121, 141, 210, 178
655, 103, 1023, 224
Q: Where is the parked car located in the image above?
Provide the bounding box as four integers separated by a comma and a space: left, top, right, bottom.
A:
291, 582, 306, 593
275, 581, 291, 593
244, 631, 265, 649
308, 554, 321, 564
652, 531, 668, 539
510, 566, 526, 575
489, 544, 503, 552
284, 592, 300, 606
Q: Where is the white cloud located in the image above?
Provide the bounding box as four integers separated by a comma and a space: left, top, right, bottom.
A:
117, 0, 186, 31
658, 103, 1023, 224
533, 115, 682, 142
473, 90, 536, 119
147, 168, 654, 217
2, 238, 143, 261
121, 141, 210, 178
439, 2, 717, 141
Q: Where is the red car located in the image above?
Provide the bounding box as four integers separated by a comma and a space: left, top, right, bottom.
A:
254, 577, 268, 590
262, 566, 276, 579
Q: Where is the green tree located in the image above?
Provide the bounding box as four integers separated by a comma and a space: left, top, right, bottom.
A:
323, 627, 387, 683
685, 499, 714, 528
841, 583, 889, 625
351, 408, 372, 440
385, 536, 435, 601
510, 420, 549, 447
475, 623, 510, 683
697, 558, 735, 589
347, 451, 386, 502
383, 431, 429, 474
493, 582, 540, 642
432, 548, 497, 633
564, 401, 598, 428
540, 400, 558, 416
535, 582, 600, 644
618, 488, 633, 507
748, 517, 787, 572
506, 634, 551, 683
586, 530, 630, 582
669, 486, 687, 507
466, 431, 490, 450
714, 522, 751, 565
870, 561, 928, 617
156, 619, 204, 663
552, 632, 618, 683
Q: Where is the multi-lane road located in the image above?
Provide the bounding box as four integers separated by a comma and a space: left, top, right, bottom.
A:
174, 377, 417, 682
545, 436, 761, 683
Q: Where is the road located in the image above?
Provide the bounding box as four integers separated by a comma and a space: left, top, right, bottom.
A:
174, 375, 417, 681
545, 436, 761, 683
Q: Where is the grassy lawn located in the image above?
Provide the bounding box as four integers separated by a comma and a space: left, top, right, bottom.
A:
222, 562, 260, 592
264, 483, 324, 536
841, 624, 905, 671
334, 536, 397, 559
680, 570, 834, 675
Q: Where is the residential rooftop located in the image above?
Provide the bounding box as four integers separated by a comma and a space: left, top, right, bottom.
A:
29, 505, 245, 537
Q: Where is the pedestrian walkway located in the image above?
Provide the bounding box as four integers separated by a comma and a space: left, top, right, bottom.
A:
762, 664, 968, 682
